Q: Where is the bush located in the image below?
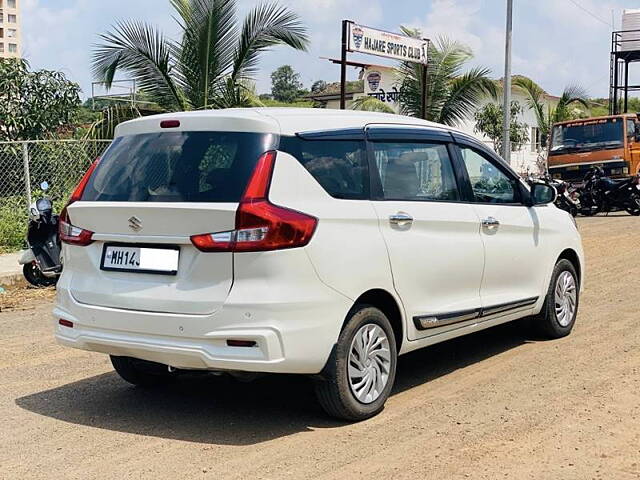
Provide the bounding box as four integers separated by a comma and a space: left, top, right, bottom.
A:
0, 196, 27, 253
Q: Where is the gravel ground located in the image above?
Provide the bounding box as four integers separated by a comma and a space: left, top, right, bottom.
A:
0, 215, 639, 480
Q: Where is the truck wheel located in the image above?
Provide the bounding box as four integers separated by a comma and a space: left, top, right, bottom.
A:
533, 259, 579, 339
110, 356, 174, 387
314, 306, 397, 421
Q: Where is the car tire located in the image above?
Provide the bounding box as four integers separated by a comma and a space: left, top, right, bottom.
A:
314, 306, 397, 421
533, 259, 579, 339
110, 356, 174, 387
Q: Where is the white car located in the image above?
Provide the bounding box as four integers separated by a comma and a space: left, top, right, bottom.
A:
54, 108, 584, 421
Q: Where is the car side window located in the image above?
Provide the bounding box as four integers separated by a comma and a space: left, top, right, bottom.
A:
459, 147, 518, 204
371, 142, 459, 201
279, 137, 368, 199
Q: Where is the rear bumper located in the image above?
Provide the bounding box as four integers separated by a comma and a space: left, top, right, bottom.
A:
53, 249, 353, 375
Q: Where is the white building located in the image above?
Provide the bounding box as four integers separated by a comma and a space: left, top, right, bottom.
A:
308, 63, 558, 175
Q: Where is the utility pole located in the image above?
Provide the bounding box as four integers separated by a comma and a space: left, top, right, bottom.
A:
502, 0, 513, 163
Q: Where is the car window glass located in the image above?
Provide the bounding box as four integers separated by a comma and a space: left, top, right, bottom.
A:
371, 142, 459, 201
83, 132, 275, 202
279, 137, 368, 199
459, 147, 517, 204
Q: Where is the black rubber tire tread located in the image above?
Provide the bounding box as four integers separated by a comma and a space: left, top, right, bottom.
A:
314, 305, 397, 421
23, 263, 56, 288
110, 356, 173, 387
533, 259, 579, 339
626, 194, 640, 216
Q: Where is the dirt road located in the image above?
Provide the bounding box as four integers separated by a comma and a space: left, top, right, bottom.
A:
1, 215, 639, 479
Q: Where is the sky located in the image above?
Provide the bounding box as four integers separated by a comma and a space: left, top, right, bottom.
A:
20, 0, 639, 100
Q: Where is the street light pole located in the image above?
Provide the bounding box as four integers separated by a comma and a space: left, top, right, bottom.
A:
502, 0, 513, 163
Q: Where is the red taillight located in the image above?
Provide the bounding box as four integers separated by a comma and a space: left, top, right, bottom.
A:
59, 210, 94, 246
59, 319, 74, 328
59, 158, 99, 246
191, 151, 317, 253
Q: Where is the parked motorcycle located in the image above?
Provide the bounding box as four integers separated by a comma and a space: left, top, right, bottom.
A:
577, 167, 640, 216
18, 182, 62, 287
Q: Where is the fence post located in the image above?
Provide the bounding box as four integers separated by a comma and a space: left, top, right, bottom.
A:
22, 142, 32, 207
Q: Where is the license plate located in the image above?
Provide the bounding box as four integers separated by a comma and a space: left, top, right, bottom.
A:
101, 245, 179, 275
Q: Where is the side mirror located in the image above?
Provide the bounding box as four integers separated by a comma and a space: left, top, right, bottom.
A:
529, 183, 556, 206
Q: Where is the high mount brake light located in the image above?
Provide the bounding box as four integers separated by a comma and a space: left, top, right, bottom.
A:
160, 120, 180, 128
191, 151, 318, 253
59, 158, 99, 246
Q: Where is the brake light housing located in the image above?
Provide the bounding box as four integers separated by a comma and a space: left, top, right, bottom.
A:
191, 151, 317, 252
59, 158, 99, 246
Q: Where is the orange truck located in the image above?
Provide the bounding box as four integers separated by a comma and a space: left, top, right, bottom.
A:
548, 114, 640, 181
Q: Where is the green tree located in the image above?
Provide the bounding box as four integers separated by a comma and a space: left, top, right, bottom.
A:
270, 65, 303, 102
311, 80, 327, 93
397, 32, 497, 125
514, 77, 589, 147
92, 0, 309, 111
0, 58, 81, 141
474, 101, 530, 154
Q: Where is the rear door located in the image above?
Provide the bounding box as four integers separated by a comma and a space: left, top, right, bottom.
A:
65, 130, 277, 315
367, 127, 485, 341
452, 138, 545, 310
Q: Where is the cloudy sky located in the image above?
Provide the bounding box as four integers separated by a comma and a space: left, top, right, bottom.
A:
21, 0, 637, 100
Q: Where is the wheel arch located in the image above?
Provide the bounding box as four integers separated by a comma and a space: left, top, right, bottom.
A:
558, 248, 582, 286
347, 289, 405, 351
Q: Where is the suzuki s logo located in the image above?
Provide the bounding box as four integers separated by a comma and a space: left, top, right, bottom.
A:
128, 216, 143, 232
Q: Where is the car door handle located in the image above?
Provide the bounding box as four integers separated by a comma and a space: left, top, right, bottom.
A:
389, 212, 413, 226
481, 217, 500, 229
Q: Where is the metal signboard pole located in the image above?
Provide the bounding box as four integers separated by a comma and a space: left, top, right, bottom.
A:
340, 20, 350, 110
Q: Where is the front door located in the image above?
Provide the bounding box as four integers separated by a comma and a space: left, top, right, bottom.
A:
454, 143, 546, 311
368, 134, 485, 341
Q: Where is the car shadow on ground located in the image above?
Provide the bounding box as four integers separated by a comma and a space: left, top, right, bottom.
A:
16, 321, 531, 446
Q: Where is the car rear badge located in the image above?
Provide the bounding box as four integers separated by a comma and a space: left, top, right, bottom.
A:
128, 216, 143, 232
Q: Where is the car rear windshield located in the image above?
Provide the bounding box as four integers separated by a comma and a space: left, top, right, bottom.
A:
82, 131, 277, 202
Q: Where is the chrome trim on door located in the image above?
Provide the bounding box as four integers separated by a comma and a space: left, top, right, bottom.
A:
481, 296, 538, 316
413, 296, 539, 331
413, 308, 481, 330
389, 212, 413, 226
481, 216, 500, 229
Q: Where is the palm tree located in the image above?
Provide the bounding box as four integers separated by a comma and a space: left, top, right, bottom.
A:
513, 77, 589, 148
92, 0, 309, 111
351, 96, 395, 114
397, 30, 497, 125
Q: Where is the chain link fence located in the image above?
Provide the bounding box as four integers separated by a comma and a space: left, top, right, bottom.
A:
0, 140, 111, 252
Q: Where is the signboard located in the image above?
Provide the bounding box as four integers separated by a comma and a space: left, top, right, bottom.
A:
348, 23, 428, 65
363, 66, 402, 113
